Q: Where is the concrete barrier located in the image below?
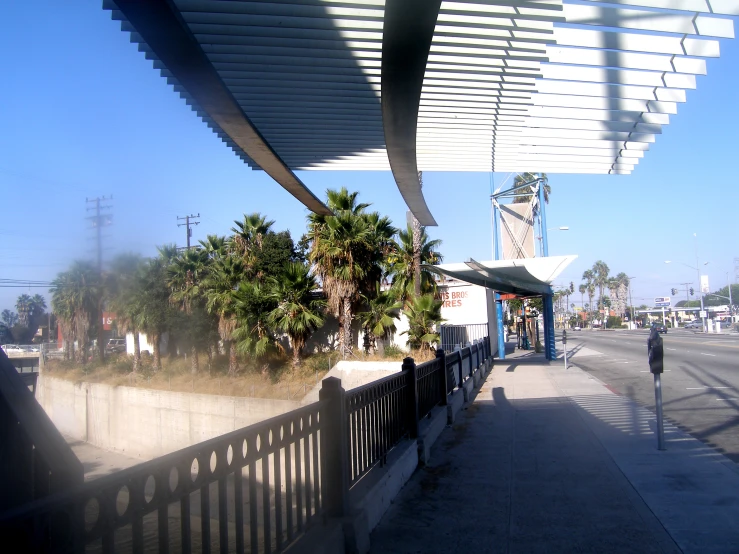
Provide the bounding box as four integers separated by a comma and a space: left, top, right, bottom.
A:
36, 375, 299, 459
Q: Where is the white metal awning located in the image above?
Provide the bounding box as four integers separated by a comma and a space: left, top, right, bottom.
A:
104, 0, 738, 223
426, 255, 577, 296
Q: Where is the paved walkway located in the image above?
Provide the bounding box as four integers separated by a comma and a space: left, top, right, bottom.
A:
369, 348, 739, 553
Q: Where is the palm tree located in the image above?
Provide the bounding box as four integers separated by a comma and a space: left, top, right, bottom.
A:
402, 294, 444, 351
592, 260, 610, 318
582, 269, 595, 328
199, 234, 228, 260
387, 223, 443, 305
512, 172, 550, 207
267, 262, 325, 367
167, 248, 209, 373
307, 187, 386, 358
108, 254, 145, 371
136, 256, 174, 371
578, 284, 587, 325
50, 261, 100, 363
204, 254, 245, 375
231, 213, 275, 273
15, 294, 33, 328
357, 284, 402, 354
232, 281, 277, 369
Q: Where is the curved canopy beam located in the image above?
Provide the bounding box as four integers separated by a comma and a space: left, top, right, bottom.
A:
112, 0, 331, 216
381, 0, 441, 226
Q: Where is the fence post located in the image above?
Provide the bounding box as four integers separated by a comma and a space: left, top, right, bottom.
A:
403, 357, 420, 439
319, 377, 349, 518
435, 349, 448, 406
454, 346, 463, 389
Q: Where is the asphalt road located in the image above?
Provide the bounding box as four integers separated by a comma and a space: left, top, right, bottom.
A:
562, 328, 739, 463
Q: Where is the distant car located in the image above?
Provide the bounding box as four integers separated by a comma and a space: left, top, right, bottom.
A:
1, 344, 24, 354
106, 338, 126, 354
684, 321, 702, 330
572, 325, 582, 331
651, 322, 667, 334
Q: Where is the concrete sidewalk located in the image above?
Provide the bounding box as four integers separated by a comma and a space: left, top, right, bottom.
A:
369, 353, 739, 553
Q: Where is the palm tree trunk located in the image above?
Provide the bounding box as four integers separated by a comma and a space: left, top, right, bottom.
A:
342, 297, 352, 358
152, 333, 161, 371
292, 337, 303, 368
206, 346, 213, 375
133, 330, 141, 372
191, 345, 199, 374
228, 341, 238, 376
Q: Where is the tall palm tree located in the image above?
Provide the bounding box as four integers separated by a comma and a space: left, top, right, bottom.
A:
108, 254, 145, 371
50, 261, 100, 363
232, 281, 277, 368
357, 284, 402, 354
168, 248, 209, 373
401, 294, 444, 351
204, 254, 245, 375
267, 262, 325, 367
592, 260, 610, 315
387, 223, 443, 305
230, 213, 275, 271
136, 256, 173, 371
512, 172, 551, 207
307, 187, 383, 357
15, 294, 33, 328
613, 272, 630, 318
578, 284, 587, 324
582, 269, 595, 327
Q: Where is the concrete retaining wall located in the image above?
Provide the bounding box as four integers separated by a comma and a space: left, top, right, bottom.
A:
36, 375, 299, 460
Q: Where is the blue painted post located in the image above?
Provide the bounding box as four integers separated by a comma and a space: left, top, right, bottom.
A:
496, 293, 505, 360
543, 293, 556, 360
538, 180, 549, 258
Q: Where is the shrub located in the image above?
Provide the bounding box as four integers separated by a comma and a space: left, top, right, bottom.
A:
383, 344, 404, 358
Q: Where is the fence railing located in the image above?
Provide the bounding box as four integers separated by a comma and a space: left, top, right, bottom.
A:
1, 332, 494, 552
0, 351, 83, 515
439, 323, 489, 352
0, 401, 323, 554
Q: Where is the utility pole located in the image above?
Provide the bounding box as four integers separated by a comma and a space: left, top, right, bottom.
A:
177, 213, 200, 250
86, 196, 112, 362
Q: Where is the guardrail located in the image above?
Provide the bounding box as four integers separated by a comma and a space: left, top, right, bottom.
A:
1, 333, 494, 552
0, 402, 323, 554
0, 351, 83, 515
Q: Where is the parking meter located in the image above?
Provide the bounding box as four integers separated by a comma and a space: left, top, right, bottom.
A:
562, 330, 567, 345
647, 329, 664, 374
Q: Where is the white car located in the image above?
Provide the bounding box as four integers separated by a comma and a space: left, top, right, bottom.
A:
1, 344, 24, 354
571, 326, 582, 331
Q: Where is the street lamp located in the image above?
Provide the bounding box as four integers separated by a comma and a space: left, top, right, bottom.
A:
665, 259, 710, 332
536, 226, 569, 257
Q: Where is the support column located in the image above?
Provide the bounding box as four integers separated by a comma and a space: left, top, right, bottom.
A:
496, 294, 505, 360
538, 180, 549, 257
493, 203, 501, 261
543, 294, 556, 360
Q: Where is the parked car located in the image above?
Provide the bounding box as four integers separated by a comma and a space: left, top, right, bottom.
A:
684, 321, 702, 330
651, 322, 667, 334
105, 338, 126, 354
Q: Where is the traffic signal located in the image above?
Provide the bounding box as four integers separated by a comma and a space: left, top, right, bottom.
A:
570, 281, 574, 293
671, 288, 677, 296
690, 287, 694, 296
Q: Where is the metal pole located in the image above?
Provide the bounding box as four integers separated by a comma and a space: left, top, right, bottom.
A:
538, 180, 549, 257
563, 330, 568, 369
654, 373, 666, 450
493, 200, 501, 261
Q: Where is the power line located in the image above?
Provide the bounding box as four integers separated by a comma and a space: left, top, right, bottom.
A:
177, 213, 200, 250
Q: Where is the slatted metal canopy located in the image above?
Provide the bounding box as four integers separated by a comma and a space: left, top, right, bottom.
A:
427, 255, 577, 296
104, 0, 738, 225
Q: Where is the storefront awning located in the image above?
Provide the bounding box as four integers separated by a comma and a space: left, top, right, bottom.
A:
426, 255, 577, 297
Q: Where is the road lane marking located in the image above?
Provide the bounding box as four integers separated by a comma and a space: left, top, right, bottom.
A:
700, 353, 716, 357
686, 386, 730, 390
666, 348, 677, 351
715, 398, 739, 401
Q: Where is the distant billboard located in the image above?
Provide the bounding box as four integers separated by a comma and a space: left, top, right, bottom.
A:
654, 297, 671, 307
500, 203, 535, 259
700, 275, 710, 293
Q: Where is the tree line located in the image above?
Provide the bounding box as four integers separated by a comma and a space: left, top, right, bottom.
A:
1, 294, 48, 343
50, 188, 444, 374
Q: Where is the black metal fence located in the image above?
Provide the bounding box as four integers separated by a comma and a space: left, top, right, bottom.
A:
439, 323, 489, 352
1, 332, 494, 553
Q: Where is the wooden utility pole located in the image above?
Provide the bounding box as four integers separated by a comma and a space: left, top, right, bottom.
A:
86, 196, 112, 362
177, 213, 200, 249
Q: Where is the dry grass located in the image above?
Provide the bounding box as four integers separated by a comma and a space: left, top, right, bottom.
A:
43, 346, 431, 400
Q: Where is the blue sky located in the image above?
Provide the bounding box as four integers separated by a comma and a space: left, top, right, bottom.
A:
1, 0, 738, 314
